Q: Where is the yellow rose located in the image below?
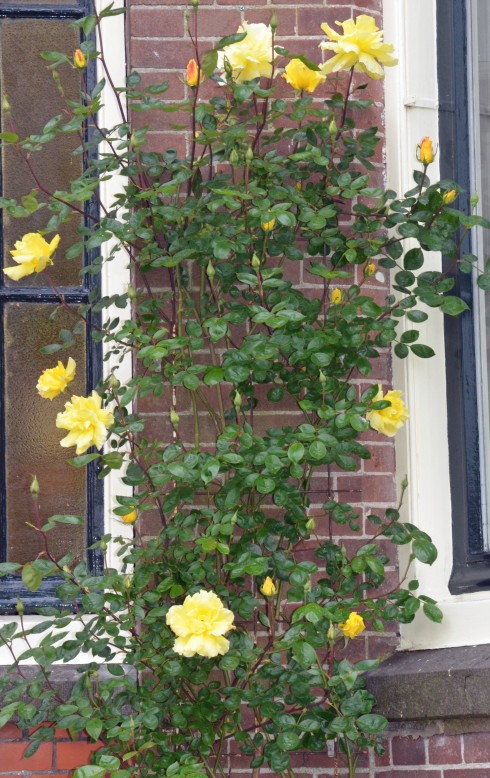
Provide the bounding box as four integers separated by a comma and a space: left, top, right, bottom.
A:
4, 232, 60, 281
366, 385, 409, 437
218, 22, 273, 83
330, 287, 343, 305
320, 15, 397, 80
56, 390, 114, 455
260, 576, 277, 596
443, 189, 457, 205
121, 508, 137, 524
186, 58, 202, 87
166, 590, 235, 658
36, 357, 76, 400
282, 59, 326, 93
73, 48, 87, 69
417, 136, 434, 165
339, 612, 365, 639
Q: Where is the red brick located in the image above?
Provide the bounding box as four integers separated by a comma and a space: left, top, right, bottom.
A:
392, 735, 427, 766
445, 772, 490, 778
0, 743, 52, 771
464, 732, 490, 763
55, 741, 100, 770
429, 734, 462, 765
129, 7, 184, 38
0, 724, 23, 740
378, 772, 441, 778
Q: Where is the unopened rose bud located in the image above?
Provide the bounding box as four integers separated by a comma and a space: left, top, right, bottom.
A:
261, 216, 276, 232
186, 58, 202, 88
417, 136, 434, 165
442, 189, 457, 205
306, 517, 316, 532
319, 370, 326, 385
327, 622, 336, 642
30, 475, 40, 496
365, 262, 376, 276
2, 93, 11, 117
233, 390, 242, 410
62, 564, 71, 574
74, 48, 87, 70
206, 260, 216, 280
270, 12, 278, 31
245, 146, 254, 164
251, 252, 261, 269
108, 374, 120, 390
121, 508, 137, 525
471, 192, 480, 209
330, 287, 342, 305
170, 409, 180, 427
127, 285, 137, 300
16, 597, 24, 616
230, 148, 239, 166
260, 576, 277, 596
190, 0, 199, 7
124, 574, 132, 589
328, 118, 337, 136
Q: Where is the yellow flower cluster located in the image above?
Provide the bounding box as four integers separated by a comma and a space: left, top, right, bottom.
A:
366, 386, 409, 437
320, 15, 397, 80
166, 590, 235, 658
4, 232, 60, 281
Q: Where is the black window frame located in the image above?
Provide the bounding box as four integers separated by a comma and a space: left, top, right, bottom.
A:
0, 0, 104, 613
437, 0, 490, 593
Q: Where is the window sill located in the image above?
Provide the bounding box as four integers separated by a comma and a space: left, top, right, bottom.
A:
367, 645, 490, 727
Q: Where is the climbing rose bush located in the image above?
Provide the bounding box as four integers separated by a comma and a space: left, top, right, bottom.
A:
0, 5, 489, 778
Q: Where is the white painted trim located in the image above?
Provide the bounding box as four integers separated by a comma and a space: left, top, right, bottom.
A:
384, 0, 490, 649
0, 0, 130, 663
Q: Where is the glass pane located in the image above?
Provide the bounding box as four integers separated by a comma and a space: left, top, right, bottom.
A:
4, 302, 86, 564
5, 1, 78, 5
0, 18, 83, 287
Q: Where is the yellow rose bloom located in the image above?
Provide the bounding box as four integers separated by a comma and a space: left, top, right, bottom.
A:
366, 385, 409, 437
443, 188, 457, 205
218, 22, 273, 83
4, 232, 60, 281
330, 287, 343, 305
121, 508, 137, 524
339, 611, 365, 639
320, 15, 397, 80
417, 136, 434, 165
365, 262, 376, 277
260, 576, 277, 596
282, 59, 326, 93
56, 390, 114, 455
36, 357, 76, 400
166, 590, 235, 658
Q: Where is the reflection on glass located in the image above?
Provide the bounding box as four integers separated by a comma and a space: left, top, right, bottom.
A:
0, 18, 83, 287
4, 303, 86, 564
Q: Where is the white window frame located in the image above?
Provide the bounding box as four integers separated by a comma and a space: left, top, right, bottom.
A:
0, 0, 131, 663
384, 0, 490, 649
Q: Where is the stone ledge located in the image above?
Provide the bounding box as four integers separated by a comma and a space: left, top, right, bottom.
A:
366, 645, 490, 722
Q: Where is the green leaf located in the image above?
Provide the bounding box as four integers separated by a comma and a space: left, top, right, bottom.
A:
477, 273, 490, 291
410, 344, 435, 358
68, 453, 100, 467
292, 640, 316, 668
73, 768, 106, 778
403, 247, 424, 271
86, 719, 103, 741
0, 563, 21, 576
441, 296, 469, 316
356, 714, 388, 734
308, 440, 327, 460
412, 538, 438, 565
423, 601, 443, 623
204, 367, 225, 386
0, 132, 18, 143
277, 732, 300, 751
287, 442, 305, 464
21, 563, 43, 592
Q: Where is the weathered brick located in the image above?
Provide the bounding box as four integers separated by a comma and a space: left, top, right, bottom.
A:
392, 735, 427, 766
429, 734, 463, 765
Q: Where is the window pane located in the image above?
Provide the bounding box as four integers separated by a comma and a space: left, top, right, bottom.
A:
0, 18, 83, 287
4, 302, 86, 564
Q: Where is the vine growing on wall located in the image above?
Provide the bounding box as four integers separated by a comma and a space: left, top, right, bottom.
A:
0, 5, 488, 777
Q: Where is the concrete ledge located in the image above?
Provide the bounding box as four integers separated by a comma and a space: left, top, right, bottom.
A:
367, 645, 490, 721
